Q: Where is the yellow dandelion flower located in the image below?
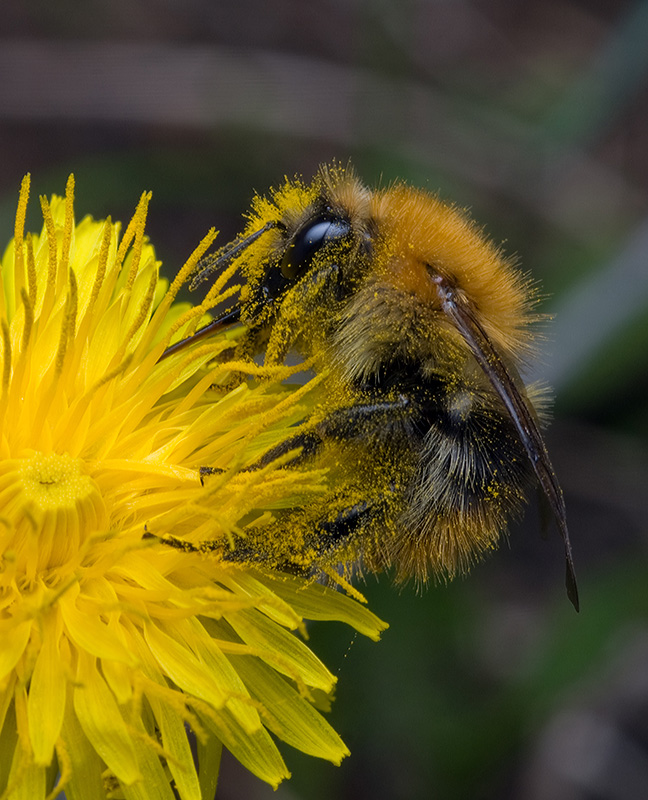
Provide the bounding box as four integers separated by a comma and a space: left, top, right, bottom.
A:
0, 175, 386, 800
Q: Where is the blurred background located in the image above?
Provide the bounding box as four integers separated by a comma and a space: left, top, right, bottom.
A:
2, 1, 648, 798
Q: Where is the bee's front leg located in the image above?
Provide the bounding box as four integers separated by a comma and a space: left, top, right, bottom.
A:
248, 395, 413, 469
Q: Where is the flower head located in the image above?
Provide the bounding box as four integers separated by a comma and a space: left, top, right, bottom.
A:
0, 176, 386, 799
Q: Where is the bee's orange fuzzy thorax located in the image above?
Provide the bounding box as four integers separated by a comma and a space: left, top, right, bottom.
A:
366, 185, 535, 359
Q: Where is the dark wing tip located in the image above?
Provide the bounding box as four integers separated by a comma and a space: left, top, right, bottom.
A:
566, 561, 580, 612
559, 517, 580, 612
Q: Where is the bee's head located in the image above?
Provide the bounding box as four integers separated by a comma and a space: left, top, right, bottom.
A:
236, 172, 375, 357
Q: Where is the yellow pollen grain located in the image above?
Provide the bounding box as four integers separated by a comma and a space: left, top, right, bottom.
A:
39, 195, 58, 295
206, 281, 242, 311
13, 174, 31, 305
116, 265, 158, 363
2, 318, 11, 392
87, 218, 111, 314
54, 274, 78, 376
320, 566, 367, 604
240, 370, 324, 442
165, 227, 218, 305
164, 305, 208, 342
26, 234, 37, 306
14, 174, 30, 246
66, 269, 78, 342
20, 287, 33, 353
142, 227, 218, 354
163, 280, 241, 346
58, 175, 75, 293
203, 254, 244, 307
114, 200, 140, 271
120, 191, 151, 290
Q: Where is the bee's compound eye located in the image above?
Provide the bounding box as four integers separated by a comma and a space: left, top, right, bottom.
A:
281, 216, 352, 281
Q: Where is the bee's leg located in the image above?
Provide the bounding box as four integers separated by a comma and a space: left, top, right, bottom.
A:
144, 525, 275, 568
199, 466, 225, 484
145, 494, 392, 575
253, 431, 326, 468
311, 488, 401, 573
250, 396, 412, 469
317, 501, 370, 545
234, 500, 378, 570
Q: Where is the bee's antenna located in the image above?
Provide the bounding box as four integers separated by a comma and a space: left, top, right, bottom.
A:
190, 221, 277, 290
159, 222, 279, 362
158, 307, 241, 361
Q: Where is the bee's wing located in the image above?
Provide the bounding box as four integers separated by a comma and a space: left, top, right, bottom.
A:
432, 273, 579, 611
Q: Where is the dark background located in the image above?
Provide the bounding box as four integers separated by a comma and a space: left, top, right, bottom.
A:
2, 2, 648, 798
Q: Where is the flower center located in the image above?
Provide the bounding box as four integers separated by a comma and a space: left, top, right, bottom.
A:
1, 452, 108, 577
21, 453, 95, 509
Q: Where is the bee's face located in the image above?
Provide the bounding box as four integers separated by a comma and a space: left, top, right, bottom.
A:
163, 164, 578, 610
228, 170, 374, 356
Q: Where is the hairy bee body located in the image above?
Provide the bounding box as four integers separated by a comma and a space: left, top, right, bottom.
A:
163, 164, 578, 608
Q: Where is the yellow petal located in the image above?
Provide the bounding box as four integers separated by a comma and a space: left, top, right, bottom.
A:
232, 655, 349, 763
196, 735, 222, 800
129, 624, 205, 800
165, 617, 260, 734
5, 755, 46, 800
73, 651, 141, 785
59, 688, 106, 800
0, 620, 32, 682
59, 585, 136, 665
119, 720, 178, 800
144, 621, 252, 720
225, 607, 336, 692
146, 694, 202, 800
260, 572, 389, 640
27, 627, 66, 764
203, 709, 290, 789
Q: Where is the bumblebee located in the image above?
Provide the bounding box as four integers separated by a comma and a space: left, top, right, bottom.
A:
162, 164, 578, 610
